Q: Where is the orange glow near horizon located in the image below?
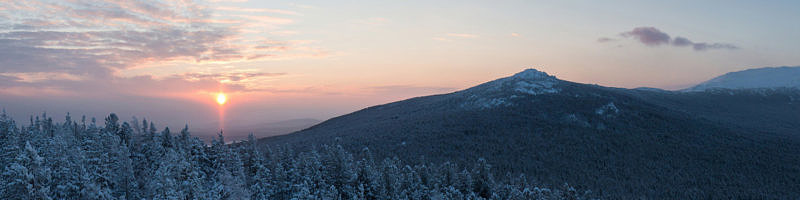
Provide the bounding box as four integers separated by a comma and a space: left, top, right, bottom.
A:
216, 92, 226, 131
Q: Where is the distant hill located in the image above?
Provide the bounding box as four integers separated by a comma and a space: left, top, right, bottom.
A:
684, 66, 800, 91
260, 68, 800, 199
196, 118, 321, 141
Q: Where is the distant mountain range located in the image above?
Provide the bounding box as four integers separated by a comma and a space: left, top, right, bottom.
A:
684, 66, 800, 91
259, 67, 800, 199
196, 118, 320, 141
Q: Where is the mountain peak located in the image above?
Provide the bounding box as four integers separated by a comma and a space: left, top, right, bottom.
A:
460, 68, 561, 109
685, 66, 800, 91
511, 68, 556, 80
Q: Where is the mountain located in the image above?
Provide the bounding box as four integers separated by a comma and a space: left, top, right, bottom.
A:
630, 87, 800, 134
685, 66, 800, 91
195, 118, 321, 141
260, 68, 800, 199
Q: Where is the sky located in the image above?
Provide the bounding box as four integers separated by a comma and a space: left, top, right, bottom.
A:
1, 0, 799, 138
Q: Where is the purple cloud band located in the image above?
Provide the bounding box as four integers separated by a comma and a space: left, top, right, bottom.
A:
600, 27, 738, 51
621, 27, 671, 46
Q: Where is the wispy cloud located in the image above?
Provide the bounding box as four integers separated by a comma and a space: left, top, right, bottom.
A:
596, 37, 616, 42
0, 70, 289, 98
179, 72, 285, 82
672, 36, 738, 51
446, 33, 479, 38
620, 27, 671, 46
434, 33, 479, 42
231, 14, 294, 25
600, 26, 739, 51
0, 0, 329, 97
0, 1, 246, 76
510, 33, 521, 37
215, 6, 300, 16
365, 85, 457, 95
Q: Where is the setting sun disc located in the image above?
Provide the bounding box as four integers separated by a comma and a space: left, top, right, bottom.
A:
216, 93, 227, 105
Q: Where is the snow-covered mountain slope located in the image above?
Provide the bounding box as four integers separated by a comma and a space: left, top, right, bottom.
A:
685, 66, 800, 91
472, 68, 560, 95
459, 68, 561, 109
261, 68, 800, 199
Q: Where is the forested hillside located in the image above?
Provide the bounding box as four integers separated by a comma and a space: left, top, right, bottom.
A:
628, 88, 800, 135
261, 69, 800, 199
0, 111, 587, 200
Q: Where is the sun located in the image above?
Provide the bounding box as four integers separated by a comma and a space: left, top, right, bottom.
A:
216, 93, 227, 105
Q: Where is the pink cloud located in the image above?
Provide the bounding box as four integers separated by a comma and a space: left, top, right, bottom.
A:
215, 6, 300, 16
446, 33, 479, 38
0, 0, 330, 100
0, 0, 321, 77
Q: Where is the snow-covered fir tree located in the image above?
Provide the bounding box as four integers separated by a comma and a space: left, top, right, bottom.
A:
0, 112, 587, 200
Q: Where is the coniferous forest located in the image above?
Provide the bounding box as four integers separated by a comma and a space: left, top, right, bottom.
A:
3, 0, 800, 198
0, 111, 588, 200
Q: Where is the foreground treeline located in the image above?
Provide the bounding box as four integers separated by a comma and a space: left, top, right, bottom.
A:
0, 112, 588, 200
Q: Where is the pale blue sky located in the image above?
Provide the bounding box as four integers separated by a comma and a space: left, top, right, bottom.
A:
0, 0, 798, 135
222, 0, 800, 89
